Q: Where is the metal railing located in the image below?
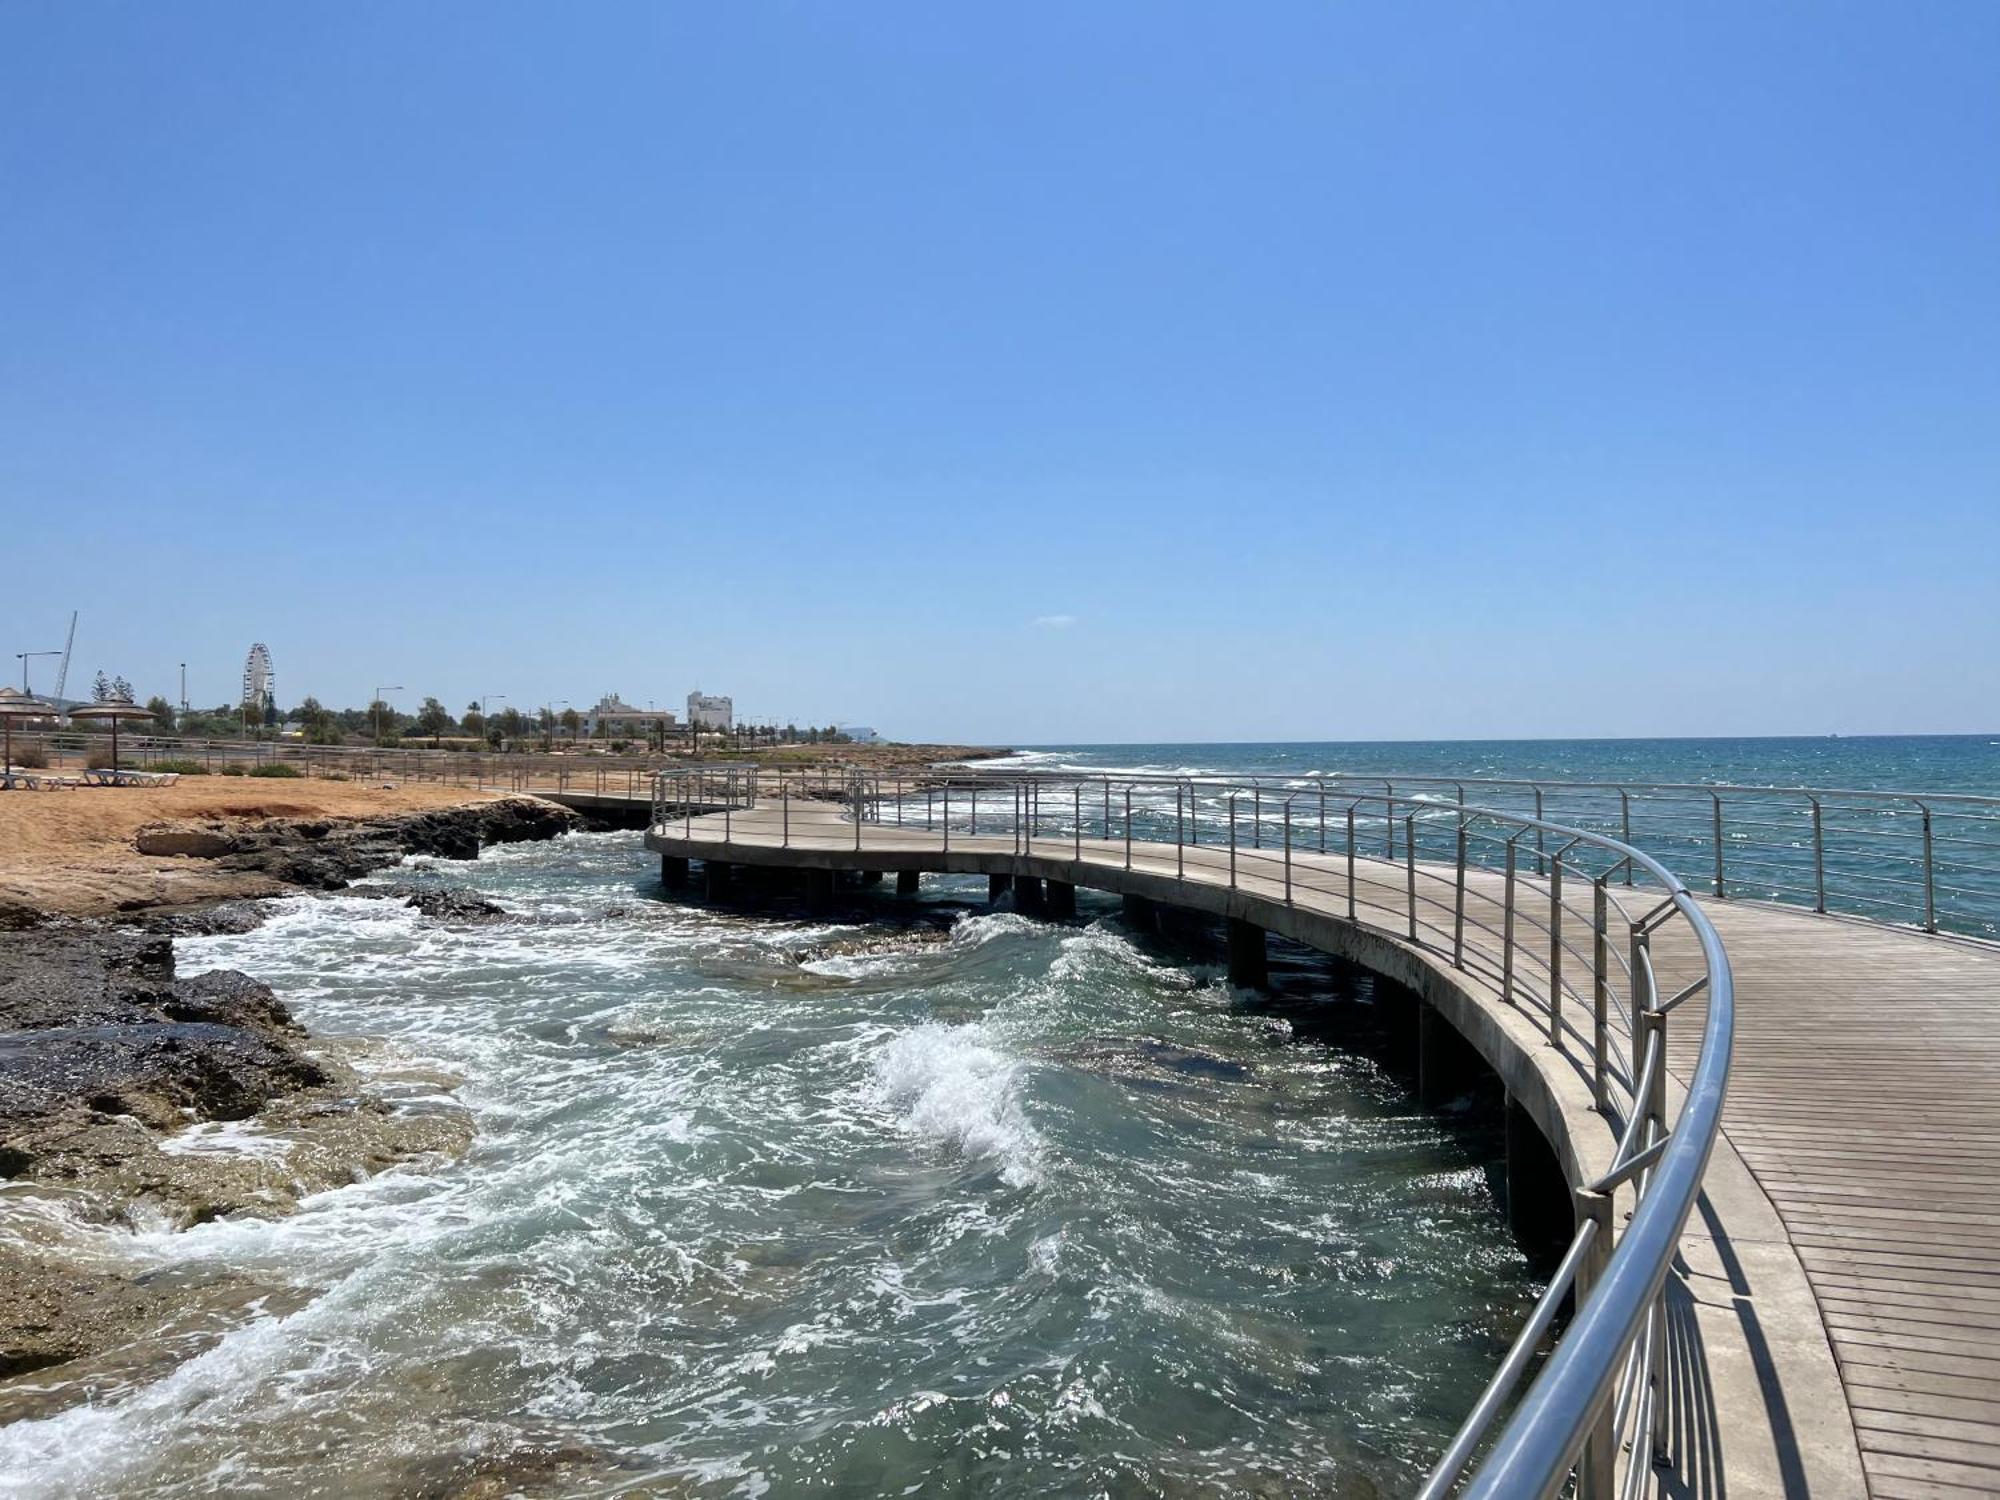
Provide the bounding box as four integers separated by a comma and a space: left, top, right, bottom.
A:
653, 765, 1736, 1498
10, 730, 718, 802
1319, 772, 2000, 941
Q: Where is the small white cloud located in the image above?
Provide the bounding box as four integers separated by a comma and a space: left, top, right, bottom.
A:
1031, 614, 1078, 630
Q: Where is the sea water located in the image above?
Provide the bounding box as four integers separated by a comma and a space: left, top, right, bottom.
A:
0, 834, 1535, 1498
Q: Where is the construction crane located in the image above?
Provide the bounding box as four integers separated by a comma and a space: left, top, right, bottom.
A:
52, 611, 76, 703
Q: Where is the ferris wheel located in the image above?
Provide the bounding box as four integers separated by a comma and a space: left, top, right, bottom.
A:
241, 643, 274, 710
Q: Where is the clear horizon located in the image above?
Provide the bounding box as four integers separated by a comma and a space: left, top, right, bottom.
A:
6, 5, 1997, 744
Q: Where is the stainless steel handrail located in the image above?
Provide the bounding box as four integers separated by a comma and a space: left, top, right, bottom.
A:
650, 765, 1736, 1499
873, 765, 2000, 940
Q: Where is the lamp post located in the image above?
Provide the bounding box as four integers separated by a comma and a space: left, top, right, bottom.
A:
374, 685, 404, 746
179, 663, 187, 721
15, 651, 60, 695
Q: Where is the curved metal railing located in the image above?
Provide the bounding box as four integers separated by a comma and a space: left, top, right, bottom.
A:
653, 765, 1737, 1498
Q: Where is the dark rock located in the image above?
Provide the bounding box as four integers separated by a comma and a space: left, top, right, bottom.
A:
165, 969, 302, 1034
0, 923, 175, 1032
402, 888, 509, 923
0, 1021, 327, 1134
133, 797, 580, 895
133, 901, 271, 937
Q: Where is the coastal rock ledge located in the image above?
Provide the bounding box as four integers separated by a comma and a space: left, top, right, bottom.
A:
0, 922, 471, 1397
133, 795, 581, 893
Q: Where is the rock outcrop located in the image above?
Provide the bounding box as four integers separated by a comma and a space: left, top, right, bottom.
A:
134, 797, 580, 894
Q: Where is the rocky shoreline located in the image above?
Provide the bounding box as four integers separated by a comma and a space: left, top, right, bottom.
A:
0, 796, 580, 1407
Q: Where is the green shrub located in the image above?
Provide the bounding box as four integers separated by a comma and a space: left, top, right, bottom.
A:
85, 750, 115, 771
10, 742, 48, 769
246, 763, 304, 778
219, 764, 248, 776
143, 758, 209, 775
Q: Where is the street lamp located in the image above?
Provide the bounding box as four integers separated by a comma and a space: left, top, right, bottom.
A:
14, 651, 60, 695
374, 685, 404, 745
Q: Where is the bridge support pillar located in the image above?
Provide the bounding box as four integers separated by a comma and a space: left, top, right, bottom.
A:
1504, 1093, 1571, 1269
1013, 876, 1045, 912
660, 855, 688, 888
859, 869, 883, 886
897, 869, 921, 896
1121, 893, 1157, 933
805, 868, 835, 910
704, 861, 733, 901
1226, 919, 1268, 988
1046, 880, 1076, 917
988, 873, 1013, 903
1417, 1003, 1480, 1108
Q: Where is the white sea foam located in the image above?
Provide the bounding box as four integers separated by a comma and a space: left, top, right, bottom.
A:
870, 1024, 1042, 1187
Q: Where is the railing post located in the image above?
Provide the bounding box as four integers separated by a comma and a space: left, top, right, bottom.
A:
1619, 792, 1634, 886
1318, 785, 1326, 853
1549, 853, 1564, 1045
1453, 820, 1467, 967
1074, 785, 1081, 860
1534, 786, 1547, 875
1125, 788, 1133, 870
1712, 792, 1725, 898
1592, 876, 1610, 1112
1346, 804, 1357, 922
1174, 786, 1182, 878
1405, 814, 1418, 941
943, 784, 951, 854
1922, 804, 1937, 933
1103, 781, 1111, 839
1284, 802, 1293, 905
783, 785, 790, 847
1574, 1189, 1618, 1500
1502, 842, 1518, 1006
1811, 797, 1826, 911
1630, 922, 1653, 1084
1253, 786, 1262, 850
1384, 785, 1395, 858
1228, 795, 1238, 887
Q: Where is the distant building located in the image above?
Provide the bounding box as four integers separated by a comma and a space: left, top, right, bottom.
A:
840, 725, 881, 743
686, 689, 733, 730
583, 694, 676, 737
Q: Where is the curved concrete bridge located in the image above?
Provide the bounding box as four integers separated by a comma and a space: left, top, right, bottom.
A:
644, 772, 2000, 1498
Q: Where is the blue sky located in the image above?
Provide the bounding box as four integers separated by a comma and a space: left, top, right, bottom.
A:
3, 4, 1995, 743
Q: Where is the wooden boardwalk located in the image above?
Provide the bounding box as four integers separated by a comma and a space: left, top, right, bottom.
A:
1658, 911, 2000, 1498
646, 797, 2000, 1497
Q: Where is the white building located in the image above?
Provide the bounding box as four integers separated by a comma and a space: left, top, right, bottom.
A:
840, 725, 881, 743
686, 690, 733, 730
583, 695, 676, 737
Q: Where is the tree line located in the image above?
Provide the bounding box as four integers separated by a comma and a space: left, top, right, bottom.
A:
121, 695, 855, 752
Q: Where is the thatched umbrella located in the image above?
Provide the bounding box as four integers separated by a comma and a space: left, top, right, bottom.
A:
69, 698, 156, 773
0, 688, 54, 772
